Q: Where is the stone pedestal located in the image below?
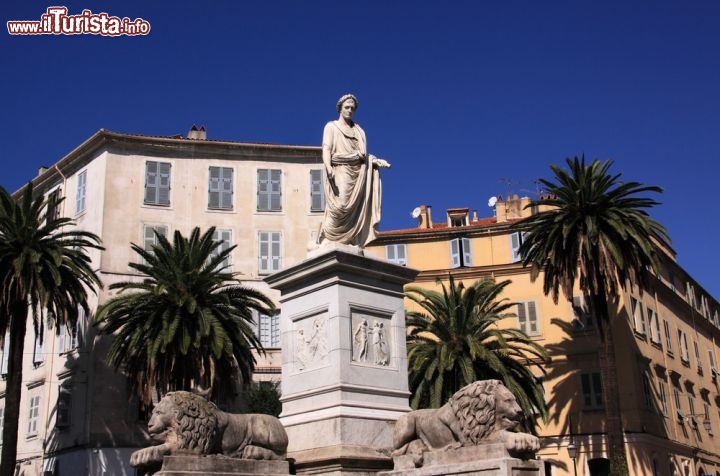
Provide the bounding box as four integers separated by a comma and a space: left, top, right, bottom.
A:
154, 455, 289, 476
381, 445, 545, 476
265, 250, 418, 476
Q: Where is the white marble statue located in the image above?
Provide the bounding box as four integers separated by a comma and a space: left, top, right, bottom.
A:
316, 94, 390, 248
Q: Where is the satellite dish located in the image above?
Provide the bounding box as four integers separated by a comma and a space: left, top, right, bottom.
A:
487, 196, 497, 207
411, 207, 422, 218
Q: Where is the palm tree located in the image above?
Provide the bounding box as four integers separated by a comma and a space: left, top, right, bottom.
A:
405, 276, 548, 431
95, 226, 275, 406
0, 183, 102, 476
514, 156, 669, 476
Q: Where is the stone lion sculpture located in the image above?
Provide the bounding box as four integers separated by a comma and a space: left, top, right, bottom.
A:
130, 391, 288, 470
392, 380, 539, 467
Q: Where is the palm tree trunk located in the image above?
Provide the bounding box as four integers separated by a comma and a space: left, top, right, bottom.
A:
593, 293, 630, 476
0, 302, 29, 476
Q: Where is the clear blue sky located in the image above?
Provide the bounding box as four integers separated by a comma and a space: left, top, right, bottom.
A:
2, 1, 719, 299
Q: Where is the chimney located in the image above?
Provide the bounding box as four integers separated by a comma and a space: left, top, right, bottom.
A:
418, 205, 433, 229
187, 124, 207, 140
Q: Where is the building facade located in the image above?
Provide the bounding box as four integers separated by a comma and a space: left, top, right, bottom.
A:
1, 128, 325, 475
365, 198, 720, 476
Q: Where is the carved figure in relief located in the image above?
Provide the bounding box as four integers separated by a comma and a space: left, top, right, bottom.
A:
373, 320, 389, 365
130, 391, 288, 471
392, 380, 539, 468
353, 318, 369, 361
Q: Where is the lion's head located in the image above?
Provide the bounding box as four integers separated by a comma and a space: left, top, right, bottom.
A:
148, 391, 219, 454
447, 379, 523, 444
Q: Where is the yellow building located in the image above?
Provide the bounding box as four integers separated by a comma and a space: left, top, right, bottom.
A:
366, 198, 720, 476
1, 127, 325, 475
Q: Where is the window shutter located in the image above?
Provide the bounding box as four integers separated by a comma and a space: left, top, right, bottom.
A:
208, 166, 221, 208
397, 244, 407, 265
592, 373, 603, 406
310, 170, 325, 211
33, 336, 44, 365
57, 385, 72, 428
450, 238, 460, 268
144, 162, 157, 203
386, 245, 396, 262
76, 170, 87, 214
259, 232, 269, 272
1, 334, 9, 375
511, 232, 521, 262
157, 162, 171, 205
527, 301, 538, 334
461, 237, 472, 266
271, 312, 280, 347
270, 232, 281, 271
270, 169, 282, 211
517, 303, 527, 333
581, 373, 592, 407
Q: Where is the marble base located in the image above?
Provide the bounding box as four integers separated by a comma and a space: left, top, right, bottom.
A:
265, 249, 418, 476
154, 455, 289, 476
381, 445, 544, 476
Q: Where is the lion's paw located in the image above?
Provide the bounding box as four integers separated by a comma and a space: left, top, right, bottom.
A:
504, 432, 540, 453
130, 445, 169, 467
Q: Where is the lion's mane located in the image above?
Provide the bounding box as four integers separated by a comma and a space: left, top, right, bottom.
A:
163, 391, 219, 453
446, 379, 500, 444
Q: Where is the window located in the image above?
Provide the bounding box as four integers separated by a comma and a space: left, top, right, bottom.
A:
1, 333, 9, 376
678, 330, 690, 363
673, 383, 682, 418
76, 170, 87, 214
703, 402, 712, 432
309, 169, 325, 212
709, 350, 718, 376
258, 231, 281, 274
210, 229, 232, 270
144, 161, 171, 206
630, 297, 646, 335
33, 333, 44, 365
385, 244, 407, 266
664, 320, 673, 354
688, 396, 697, 427
641, 372, 653, 410
571, 295, 594, 330
510, 231, 527, 262
143, 224, 168, 256
27, 395, 41, 436
694, 341, 703, 373
658, 380, 668, 416
255, 310, 280, 347
647, 308, 661, 344
581, 371, 603, 409
257, 169, 281, 211
57, 322, 79, 354
517, 301, 540, 336
56, 383, 72, 428
450, 237, 472, 268
208, 166, 233, 210
46, 188, 62, 222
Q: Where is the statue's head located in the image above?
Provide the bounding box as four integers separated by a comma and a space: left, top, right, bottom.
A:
336, 94, 359, 112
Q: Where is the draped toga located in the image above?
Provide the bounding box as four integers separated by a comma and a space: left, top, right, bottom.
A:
318, 120, 382, 248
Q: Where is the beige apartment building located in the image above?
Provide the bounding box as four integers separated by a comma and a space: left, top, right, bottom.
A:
1, 127, 325, 475
365, 198, 720, 476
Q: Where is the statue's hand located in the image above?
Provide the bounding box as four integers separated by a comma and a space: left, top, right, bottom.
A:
370, 155, 391, 169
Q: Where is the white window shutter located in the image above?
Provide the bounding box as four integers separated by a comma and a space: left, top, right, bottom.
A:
462, 237, 472, 266
450, 238, 460, 268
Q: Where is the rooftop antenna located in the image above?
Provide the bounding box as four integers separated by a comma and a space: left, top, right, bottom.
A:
499, 178, 515, 199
